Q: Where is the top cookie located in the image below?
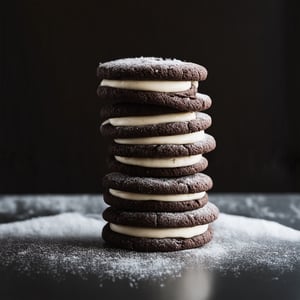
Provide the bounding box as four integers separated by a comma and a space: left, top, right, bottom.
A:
97, 57, 207, 81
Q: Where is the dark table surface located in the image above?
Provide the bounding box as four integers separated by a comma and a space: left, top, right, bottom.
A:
0, 194, 299, 300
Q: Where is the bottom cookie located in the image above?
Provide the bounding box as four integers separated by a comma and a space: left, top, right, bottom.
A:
102, 223, 213, 252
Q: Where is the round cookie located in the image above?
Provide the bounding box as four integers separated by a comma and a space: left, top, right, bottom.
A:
109, 134, 216, 158
97, 88, 211, 112
103, 202, 219, 227
102, 223, 213, 252
100, 112, 211, 138
103, 191, 209, 212
97, 57, 207, 81
100, 103, 179, 123
107, 156, 208, 178
102, 172, 213, 194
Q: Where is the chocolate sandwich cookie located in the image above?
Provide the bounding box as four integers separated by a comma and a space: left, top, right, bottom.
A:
103, 202, 219, 227
103, 172, 213, 194
100, 112, 211, 139
102, 203, 218, 252
107, 155, 208, 177
103, 172, 212, 212
97, 57, 210, 111
97, 88, 212, 112
102, 224, 213, 252
97, 57, 208, 81
103, 190, 209, 212
109, 134, 216, 158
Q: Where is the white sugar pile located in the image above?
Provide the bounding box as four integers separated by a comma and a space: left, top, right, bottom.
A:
0, 213, 102, 240
0, 195, 102, 222
0, 212, 299, 284
216, 213, 300, 241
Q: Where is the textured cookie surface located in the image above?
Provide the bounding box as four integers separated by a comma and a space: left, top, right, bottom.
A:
97, 88, 211, 112
103, 172, 213, 194
110, 134, 216, 157
101, 112, 211, 138
103, 202, 219, 227
97, 57, 207, 81
108, 156, 208, 178
103, 191, 209, 212
102, 224, 213, 252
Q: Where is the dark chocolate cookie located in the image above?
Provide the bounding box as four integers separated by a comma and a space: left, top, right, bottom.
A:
108, 156, 208, 177
109, 134, 216, 158
102, 223, 213, 252
103, 202, 219, 227
97, 87, 211, 112
100, 103, 179, 122
97, 57, 207, 81
100, 112, 211, 138
102, 172, 213, 194
103, 191, 209, 212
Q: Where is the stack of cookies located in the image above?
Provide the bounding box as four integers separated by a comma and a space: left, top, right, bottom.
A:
97, 57, 219, 252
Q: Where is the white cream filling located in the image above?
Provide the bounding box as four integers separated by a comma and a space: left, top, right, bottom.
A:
102, 112, 196, 127
110, 223, 208, 238
109, 188, 206, 202
114, 130, 205, 145
114, 154, 203, 168
100, 79, 198, 93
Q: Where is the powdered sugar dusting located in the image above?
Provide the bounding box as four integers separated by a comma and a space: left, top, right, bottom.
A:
96, 57, 207, 81
0, 212, 299, 285
0, 213, 102, 240
99, 57, 190, 68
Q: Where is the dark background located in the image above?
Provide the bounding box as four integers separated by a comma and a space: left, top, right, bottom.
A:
0, 0, 299, 193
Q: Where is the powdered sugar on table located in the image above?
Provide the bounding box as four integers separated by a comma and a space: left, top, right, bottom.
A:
0, 212, 299, 285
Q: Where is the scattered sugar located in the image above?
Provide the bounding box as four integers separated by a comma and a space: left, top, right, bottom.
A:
290, 203, 300, 219
0, 195, 102, 222
212, 194, 300, 227
0, 212, 299, 285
